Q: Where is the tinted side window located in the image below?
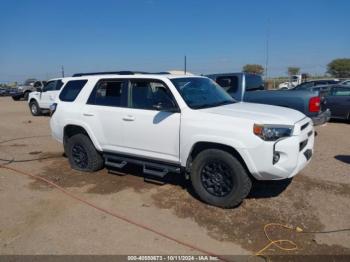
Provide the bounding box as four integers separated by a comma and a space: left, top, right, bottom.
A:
43, 81, 56, 92
332, 87, 350, 96
216, 76, 239, 93
129, 80, 176, 110
295, 82, 314, 89
59, 80, 88, 102
245, 75, 264, 91
87, 80, 125, 107
33, 81, 42, 88
56, 80, 64, 90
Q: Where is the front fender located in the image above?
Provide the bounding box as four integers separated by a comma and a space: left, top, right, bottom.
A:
180, 135, 255, 173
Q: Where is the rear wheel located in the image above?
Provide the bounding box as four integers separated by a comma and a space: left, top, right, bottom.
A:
190, 149, 252, 208
29, 101, 41, 116
66, 134, 104, 172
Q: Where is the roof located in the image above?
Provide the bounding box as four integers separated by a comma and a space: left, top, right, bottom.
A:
63, 73, 203, 81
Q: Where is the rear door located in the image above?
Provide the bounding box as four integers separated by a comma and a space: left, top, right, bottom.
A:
119, 79, 181, 163
84, 79, 128, 150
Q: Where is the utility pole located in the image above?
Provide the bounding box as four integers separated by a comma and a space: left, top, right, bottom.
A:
265, 18, 270, 81
184, 55, 187, 75
61, 65, 65, 77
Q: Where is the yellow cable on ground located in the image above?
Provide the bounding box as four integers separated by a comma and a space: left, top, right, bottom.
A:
255, 223, 300, 258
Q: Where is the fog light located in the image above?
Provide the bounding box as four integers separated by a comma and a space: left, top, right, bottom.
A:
273, 152, 280, 164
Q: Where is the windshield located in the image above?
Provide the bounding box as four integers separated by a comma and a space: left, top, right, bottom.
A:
171, 77, 235, 109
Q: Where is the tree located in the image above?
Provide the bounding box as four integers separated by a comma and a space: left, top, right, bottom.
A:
287, 67, 300, 76
242, 64, 264, 75
327, 58, 350, 78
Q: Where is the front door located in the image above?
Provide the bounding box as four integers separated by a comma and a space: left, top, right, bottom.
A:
120, 79, 181, 163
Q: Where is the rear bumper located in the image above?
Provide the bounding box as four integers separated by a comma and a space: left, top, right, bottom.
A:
311, 109, 331, 126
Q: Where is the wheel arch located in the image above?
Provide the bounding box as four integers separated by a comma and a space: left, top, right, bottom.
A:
29, 97, 38, 105
185, 141, 252, 177
63, 124, 102, 152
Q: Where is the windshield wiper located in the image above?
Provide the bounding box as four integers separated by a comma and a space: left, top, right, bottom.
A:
209, 100, 235, 107
192, 100, 235, 109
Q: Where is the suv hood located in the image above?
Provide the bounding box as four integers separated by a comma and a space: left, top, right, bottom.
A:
202, 102, 306, 125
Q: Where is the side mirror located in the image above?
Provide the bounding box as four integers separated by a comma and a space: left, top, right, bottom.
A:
36, 87, 43, 92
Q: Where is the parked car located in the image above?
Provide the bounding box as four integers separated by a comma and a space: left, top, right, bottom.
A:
207, 73, 330, 126
0, 87, 18, 96
340, 80, 350, 86
293, 79, 340, 91
0, 87, 8, 96
278, 74, 308, 89
12, 79, 46, 101
28, 78, 64, 116
325, 85, 350, 120
50, 72, 314, 208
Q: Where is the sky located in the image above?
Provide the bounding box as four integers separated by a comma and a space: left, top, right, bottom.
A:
0, 0, 349, 83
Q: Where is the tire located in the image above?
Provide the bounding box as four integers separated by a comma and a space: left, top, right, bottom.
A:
29, 100, 41, 116
66, 133, 104, 172
23, 91, 30, 100
190, 149, 252, 208
12, 96, 20, 101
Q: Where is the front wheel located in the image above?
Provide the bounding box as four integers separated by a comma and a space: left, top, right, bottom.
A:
66, 134, 104, 172
190, 149, 252, 208
29, 101, 41, 116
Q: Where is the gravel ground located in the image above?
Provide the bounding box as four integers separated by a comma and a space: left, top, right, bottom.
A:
0, 97, 349, 260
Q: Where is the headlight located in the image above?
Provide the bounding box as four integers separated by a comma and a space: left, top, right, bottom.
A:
253, 124, 293, 141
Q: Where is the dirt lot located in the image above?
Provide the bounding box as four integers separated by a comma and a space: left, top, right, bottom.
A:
0, 97, 349, 259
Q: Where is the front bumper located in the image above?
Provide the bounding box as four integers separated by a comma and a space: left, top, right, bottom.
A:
11, 92, 24, 99
242, 118, 314, 180
311, 109, 331, 126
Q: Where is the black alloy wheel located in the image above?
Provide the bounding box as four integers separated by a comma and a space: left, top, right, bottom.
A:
200, 160, 234, 197
71, 143, 89, 169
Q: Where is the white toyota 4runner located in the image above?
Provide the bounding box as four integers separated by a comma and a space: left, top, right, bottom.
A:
50, 72, 314, 208
28, 78, 64, 116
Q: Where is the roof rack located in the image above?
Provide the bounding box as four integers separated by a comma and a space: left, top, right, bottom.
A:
72, 71, 170, 77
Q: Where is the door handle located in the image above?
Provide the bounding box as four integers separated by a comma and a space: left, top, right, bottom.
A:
83, 113, 94, 117
122, 115, 135, 121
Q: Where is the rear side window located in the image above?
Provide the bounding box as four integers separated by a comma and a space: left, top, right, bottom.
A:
332, 87, 350, 96
59, 80, 87, 102
216, 76, 239, 93
56, 80, 64, 90
245, 75, 264, 91
87, 80, 126, 107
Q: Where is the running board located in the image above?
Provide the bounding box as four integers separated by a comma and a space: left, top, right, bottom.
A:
103, 153, 181, 178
